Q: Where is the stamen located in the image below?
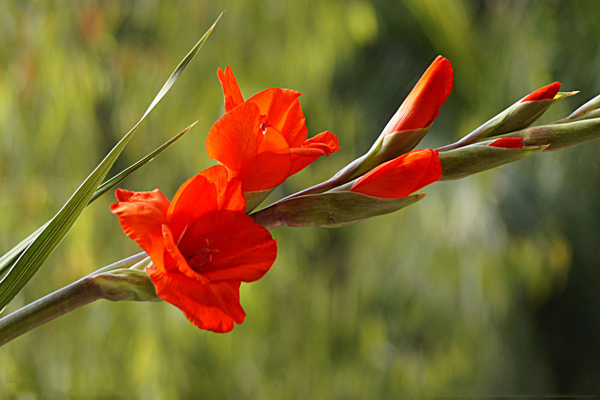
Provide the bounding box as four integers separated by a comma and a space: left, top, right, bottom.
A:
187, 241, 219, 272
260, 120, 270, 133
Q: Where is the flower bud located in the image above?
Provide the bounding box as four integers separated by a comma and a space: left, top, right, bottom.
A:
439, 140, 545, 180
350, 149, 441, 199
440, 83, 577, 151
498, 117, 600, 151
251, 191, 424, 229
93, 268, 160, 302
252, 149, 441, 228
320, 57, 453, 189
487, 137, 524, 149
556, 93, 600, 123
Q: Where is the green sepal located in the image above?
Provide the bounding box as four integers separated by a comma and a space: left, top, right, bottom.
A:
91, 256, 158, 302
498, 118, 600, 151
244, 189, 275, 213
556, 93, 600, 123
357, 126, 431, 178
93, 268, 159, 303
251, 191, 425, 229
307, 126, 431, 196
442, 91, 577, 150
439, 141, 546, 181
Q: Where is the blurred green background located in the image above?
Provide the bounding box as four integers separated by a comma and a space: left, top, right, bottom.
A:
1, 0, 600, 398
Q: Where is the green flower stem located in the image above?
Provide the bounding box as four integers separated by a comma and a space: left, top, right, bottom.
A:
0, 252, 151, 347
0, 275, 104, 346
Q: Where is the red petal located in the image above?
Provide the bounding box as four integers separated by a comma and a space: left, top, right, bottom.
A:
521, 82, 561, 102
247, 87, 308, 148
197, 165, 245, 213
148, 268, 245, 333
166, 173, 218, 242
351, 149, 442, 199
382, 56, 454, 134
289, 131, 341, 175
218, 66, 245, 112
110, 189, 170, 261
488, 138, 524, 149
206, 102, 292, 192
177, 210, 277, 283
161, 224, 208, 282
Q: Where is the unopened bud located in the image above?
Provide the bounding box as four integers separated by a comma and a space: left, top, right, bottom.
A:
440, 83, 577, 151
556, 93, 600, 123
92, 261, 160, 302
251, 191, 424, 229
439, 141, 546, 180
499, 117, 600, 151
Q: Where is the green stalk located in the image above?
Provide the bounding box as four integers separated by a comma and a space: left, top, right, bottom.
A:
0, 276, 104, 346
0, 252, 153, 346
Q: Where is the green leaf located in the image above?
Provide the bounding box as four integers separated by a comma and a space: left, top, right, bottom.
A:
0, 225, 47, 280
0, 15, 222, 313
0, 121, 197, 279
90, 120, 198, 203
251, 191, 425, 229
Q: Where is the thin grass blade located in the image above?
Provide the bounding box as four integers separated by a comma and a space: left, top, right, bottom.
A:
0, 121, 196, 278
0, 16, 221, 312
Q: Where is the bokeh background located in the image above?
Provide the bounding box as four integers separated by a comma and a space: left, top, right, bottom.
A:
1, 0, 600, 398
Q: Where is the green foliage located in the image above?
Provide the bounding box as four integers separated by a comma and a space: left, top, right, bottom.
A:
1, 1, 599, 398
0, 17, 218, 311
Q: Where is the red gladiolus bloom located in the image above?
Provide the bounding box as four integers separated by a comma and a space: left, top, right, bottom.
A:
110, 165, 277, 333
488, 138, 524, 149
381, 56, 454, 136
521, 82, 561, 103
206, 67, 340, 192
351, 149, 442, 199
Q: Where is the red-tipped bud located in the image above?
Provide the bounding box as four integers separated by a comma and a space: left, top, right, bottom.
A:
521, 82, 562, 103
351, 149, 442, 199
382, 56, 454, 136
488, 138, 524, 149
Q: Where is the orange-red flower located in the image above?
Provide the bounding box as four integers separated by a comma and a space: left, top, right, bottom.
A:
351, 149, 442, 198
206, 67, 340, 192
381, 56, 454, 136
110, 165, 277, 333
521, 82, 561, 103
488, 138, 524, 149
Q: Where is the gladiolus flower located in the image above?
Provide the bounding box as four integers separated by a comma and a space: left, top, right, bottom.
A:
381, 56, 454, 136
351, 149, 442, 199
488, 138, 524, 149
207, 67, 340, 192
110, 165, 277, 333
521, 82, 561, 103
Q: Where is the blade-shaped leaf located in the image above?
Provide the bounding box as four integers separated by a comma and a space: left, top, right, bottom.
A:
0, 15, 222, 312
0, 121, 197, 278
90, 121, 198, 203
0, 224, 47, 280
